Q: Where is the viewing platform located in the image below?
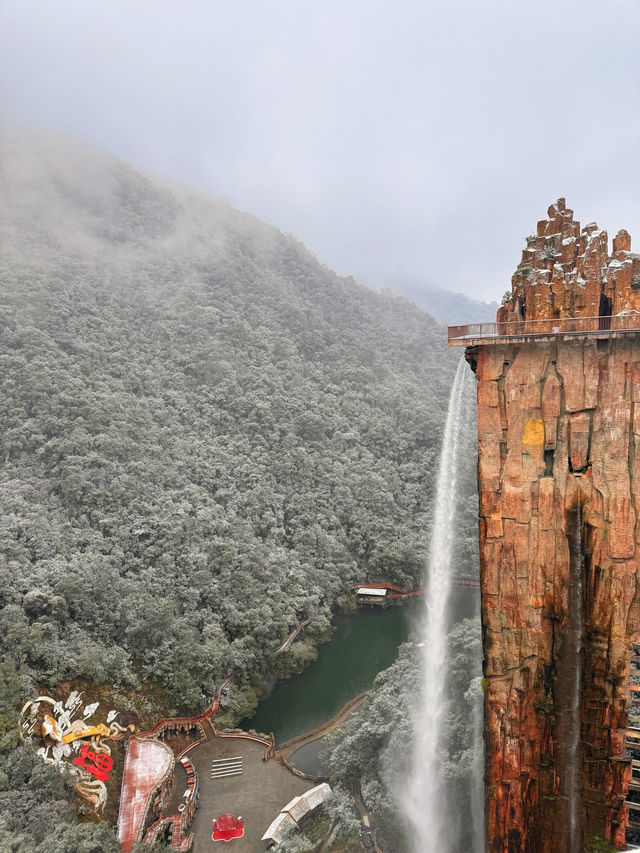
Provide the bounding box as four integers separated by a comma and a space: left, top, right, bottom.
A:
448, 313, 640, 347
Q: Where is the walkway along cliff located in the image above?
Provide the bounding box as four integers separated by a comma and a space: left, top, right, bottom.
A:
449, 199, 640, 852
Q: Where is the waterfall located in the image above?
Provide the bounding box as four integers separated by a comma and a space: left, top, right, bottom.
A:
470, 674, 485, 852
404, 356, 482, 852
566, 501, 584, 852
554, 500, 585, 851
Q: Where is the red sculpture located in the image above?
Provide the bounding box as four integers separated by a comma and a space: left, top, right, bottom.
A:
73, 743, 113, 783
212, 814, 245, 842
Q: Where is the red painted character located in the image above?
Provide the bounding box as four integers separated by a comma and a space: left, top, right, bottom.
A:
73, 743, 113, 782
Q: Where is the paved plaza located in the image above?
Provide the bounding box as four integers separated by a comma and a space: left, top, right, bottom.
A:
185, 735, 314, 852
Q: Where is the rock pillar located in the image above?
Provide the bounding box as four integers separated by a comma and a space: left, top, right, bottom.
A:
469, 201, 640, 852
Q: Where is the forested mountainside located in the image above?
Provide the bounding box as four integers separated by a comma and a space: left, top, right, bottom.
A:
0, 130, 458, 727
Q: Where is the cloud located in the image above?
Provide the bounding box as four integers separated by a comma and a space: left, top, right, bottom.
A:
2, 0, 639, 302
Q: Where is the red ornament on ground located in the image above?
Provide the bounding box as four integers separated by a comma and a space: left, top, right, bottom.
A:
73, 743, 113, 783
212, 814, 245, 842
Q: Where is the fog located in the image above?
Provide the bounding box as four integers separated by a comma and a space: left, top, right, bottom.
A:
2, 0, 639, 301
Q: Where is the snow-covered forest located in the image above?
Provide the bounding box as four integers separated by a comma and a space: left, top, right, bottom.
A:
0, 133, 483, 851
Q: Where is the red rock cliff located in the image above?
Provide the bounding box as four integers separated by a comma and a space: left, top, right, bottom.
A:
468, 200, 640, 852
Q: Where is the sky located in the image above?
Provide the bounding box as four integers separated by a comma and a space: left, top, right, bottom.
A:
1, 0, 639, 302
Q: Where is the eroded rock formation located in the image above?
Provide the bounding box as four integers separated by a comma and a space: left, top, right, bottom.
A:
469, 201, 640, 851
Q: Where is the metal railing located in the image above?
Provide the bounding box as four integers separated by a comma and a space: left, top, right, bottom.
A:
448, 312, 640, 343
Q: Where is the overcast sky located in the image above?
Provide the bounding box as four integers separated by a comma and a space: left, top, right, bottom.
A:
2, 0, 639, 302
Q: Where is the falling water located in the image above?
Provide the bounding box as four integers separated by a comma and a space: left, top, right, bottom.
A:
470, 674, 485, 852
566, 501, 584, 852
404, 356, 481, 852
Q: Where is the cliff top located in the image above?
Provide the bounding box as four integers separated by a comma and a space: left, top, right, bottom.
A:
501, 198, 640, 325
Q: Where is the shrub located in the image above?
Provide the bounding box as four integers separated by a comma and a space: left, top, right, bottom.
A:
585, 835, 616, 853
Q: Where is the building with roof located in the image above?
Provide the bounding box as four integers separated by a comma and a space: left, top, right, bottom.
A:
355, 586, 388, 605
261, 783, 331, 847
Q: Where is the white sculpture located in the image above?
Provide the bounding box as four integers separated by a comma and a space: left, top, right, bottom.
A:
82, 702, 99, 719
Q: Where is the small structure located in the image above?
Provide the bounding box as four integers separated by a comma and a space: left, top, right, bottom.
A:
262, 783, 331, 847
355, 587, 388, 606
282, 784, 331, 822
117, 738, 175, 852
261, 811, 298, 846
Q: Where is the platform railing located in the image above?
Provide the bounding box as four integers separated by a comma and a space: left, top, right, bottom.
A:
448, 312, 640, 343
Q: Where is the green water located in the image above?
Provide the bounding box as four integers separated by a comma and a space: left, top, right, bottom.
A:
243, 586, 479, 746
289, 737, 328, 777
243, 604, 414, 743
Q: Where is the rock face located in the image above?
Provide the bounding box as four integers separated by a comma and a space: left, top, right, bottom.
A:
469, 201, 640, 852
498, 198, 640, 333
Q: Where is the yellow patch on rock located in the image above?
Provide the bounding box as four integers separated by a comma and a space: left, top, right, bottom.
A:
523, 419, 545, 446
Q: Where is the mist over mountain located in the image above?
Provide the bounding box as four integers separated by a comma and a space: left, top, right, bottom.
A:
412, 284, 497, 326
371, 275, 498, 326
0, 127, 484, 852
0, 128, 459, 709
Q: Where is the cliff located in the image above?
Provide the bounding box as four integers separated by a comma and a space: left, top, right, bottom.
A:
468, 200, 640, 851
